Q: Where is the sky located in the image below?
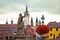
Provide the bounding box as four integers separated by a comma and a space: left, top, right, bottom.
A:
0, 0, 60, 25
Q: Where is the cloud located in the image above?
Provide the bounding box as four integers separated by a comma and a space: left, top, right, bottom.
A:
0, 0, 60, 15
28, 0, 60, 14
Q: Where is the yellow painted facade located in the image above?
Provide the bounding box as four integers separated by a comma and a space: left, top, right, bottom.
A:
44, 28, 60, 39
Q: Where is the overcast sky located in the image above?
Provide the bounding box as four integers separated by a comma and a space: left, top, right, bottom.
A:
0, 0, 60, 14
0, 0, 60, 24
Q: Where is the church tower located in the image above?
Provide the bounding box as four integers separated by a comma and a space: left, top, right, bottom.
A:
41, 15, 45, 25
24, 5, 30, 27
31, 17, 33, 26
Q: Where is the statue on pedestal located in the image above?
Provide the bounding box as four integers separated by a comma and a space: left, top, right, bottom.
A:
17, 13, 25, 35
15, 13, 35, 40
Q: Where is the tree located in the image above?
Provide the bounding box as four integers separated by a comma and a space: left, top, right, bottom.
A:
36, 25, 50, 35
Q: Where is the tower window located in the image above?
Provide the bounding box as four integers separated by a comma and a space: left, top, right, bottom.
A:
50, 28, 52, 31
50, 33, 52, 36
56, 28, 58, 31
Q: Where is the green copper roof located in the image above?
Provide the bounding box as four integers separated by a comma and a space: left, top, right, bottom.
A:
39, 20, 41, 24
41, 15, 45, 20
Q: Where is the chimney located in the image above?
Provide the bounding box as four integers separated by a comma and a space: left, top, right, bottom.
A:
11, 20, 13, 24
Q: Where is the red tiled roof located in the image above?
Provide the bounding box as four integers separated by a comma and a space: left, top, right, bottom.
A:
0, 24, 17, 28
58, 22, 60, 27
47, 22, 60, 28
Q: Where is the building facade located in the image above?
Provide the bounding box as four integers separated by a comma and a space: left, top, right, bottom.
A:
47, 21, 60, 39
0, 5, 60, 40
0, 21, 17, 40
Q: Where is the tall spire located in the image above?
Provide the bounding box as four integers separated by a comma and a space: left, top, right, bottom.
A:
24, 5, 29, 16
25, 5, 29, 14
31, 17, 33, 26
36, 17, 38, 26
26, 5, 28, 13
39, 20, 41, 25
6, 20, 8, 24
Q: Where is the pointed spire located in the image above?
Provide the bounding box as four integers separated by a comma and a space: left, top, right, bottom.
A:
36, 17, 38, 26
11, 20, 13, 24
26, 5, 28, 13
36, 17, 38, 23
39, 20, 41, 25
31, 17, 33, 23
24, 5, 29, 16
6, 20, 8, 24
31, 17, 33, 26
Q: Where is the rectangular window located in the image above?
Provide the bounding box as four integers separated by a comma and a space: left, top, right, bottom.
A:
50, 28, 52, 31
53, 34, 55, 39
50, 33, 52, 36
56, 28, 58, 31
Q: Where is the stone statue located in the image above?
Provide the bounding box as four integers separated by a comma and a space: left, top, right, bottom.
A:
17, 13, 25, 35
17, 13, 24, 29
